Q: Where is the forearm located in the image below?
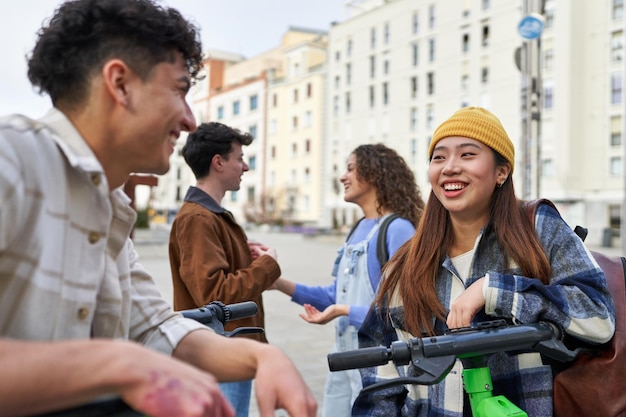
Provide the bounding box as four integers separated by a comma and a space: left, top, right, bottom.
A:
0, 338, 148, 417
273, 277, 296, 296
173, 329, 269, 382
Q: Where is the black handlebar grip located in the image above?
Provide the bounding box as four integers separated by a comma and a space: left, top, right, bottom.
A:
223, 301, 258, 322
328, 346, 390, 371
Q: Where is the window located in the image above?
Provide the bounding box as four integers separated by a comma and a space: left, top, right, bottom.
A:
410, 107, 417, 131
291, 143, 297, 157
335, 75, 340, 89
249, 94, 258, 111
482, 25, 490, 47
292, 116, 298, 130
305, 139, 311, 153
233, 100, 240, 115
384, 22, 390, 45
428, 38, 435, 62
543, 85, 553, 109
303, 167, 310, 183
462, 33, 470, 53
411, 76, 418, 98
306, 83, 312, 98
345, 92, 351, 114
482, 0, 490, 10
293, 89, 299, 103
427, 72, 435, 95
304, 111, 312, 127
412, 43, 419, 66
335, 50, 341, 61
370, 27, 376, 49
382, 82, 389, 106
612, 31, 624, 63
610, 156, 622, 176
247, 186, 255, 203
370, 55, 376, 78
346, 63, 352, 85
347, 38, 353, 57
609, 204, 622, 228
542, 158, 554, 177
369, 85, 375, 108
249, 124, 257, 139
271, 146, 276, 158
272, 93, 278, 107
612, 73, 623, 104
613, 0, 624, 20
230, 191, 238, 202
544, 4, 555, 28
426, 104, 434, 130
611, 115, 622, 146
217, 105, 224, 120
269, 119, 277, 134
429, 4, 436, 29
544, 48, 554, 71
481, 66, 489, 84
412, 12, 419, 34
333, 95, 339, 116
384, 59, 390, 75
461, 73, 469, 91
248, 155, 257, 170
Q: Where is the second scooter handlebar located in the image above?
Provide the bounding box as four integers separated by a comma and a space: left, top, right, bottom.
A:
328, 320, 580, 386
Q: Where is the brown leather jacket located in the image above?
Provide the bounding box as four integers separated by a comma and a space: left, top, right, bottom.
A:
169, 187, 280, 343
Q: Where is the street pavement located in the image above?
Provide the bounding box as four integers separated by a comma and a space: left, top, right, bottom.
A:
133, 227, 624, 416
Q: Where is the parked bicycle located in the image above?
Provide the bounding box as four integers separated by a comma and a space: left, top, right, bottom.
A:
34, 301, 262, 417
328, 319, 580, 417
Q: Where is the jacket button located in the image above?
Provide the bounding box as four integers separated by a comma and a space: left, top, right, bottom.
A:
77, 307, 89, 320
91, 173, 102, 186
88, 231, 101, 244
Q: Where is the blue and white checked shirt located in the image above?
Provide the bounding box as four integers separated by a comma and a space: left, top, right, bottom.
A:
355, 203, 615, 417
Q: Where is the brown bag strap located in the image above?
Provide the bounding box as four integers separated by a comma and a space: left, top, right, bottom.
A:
523, 198, 626, 334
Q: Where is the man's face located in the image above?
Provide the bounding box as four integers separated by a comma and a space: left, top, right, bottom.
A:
222, 142, 249, 192
124, 52, 197, 176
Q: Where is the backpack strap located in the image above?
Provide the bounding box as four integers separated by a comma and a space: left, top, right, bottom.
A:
376, 213, 401, 266
345, 217, 365, 242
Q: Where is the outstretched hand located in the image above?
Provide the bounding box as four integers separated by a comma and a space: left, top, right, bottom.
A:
299, 303, 348, 325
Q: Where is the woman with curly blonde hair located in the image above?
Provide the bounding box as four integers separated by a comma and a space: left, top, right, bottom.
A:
271, 143, 425, 417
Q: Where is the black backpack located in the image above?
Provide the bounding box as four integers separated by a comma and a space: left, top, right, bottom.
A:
345, 214, 400, 267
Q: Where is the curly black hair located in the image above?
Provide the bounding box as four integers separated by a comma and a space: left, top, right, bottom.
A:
27, 0, 203, 108
182, 122, 254, 180
352, 143, 425, 225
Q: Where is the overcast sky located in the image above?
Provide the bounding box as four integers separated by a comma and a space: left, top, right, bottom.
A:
0, 0, 346, 118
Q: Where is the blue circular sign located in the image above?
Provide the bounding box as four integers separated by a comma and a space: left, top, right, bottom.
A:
518, 13, 544, 40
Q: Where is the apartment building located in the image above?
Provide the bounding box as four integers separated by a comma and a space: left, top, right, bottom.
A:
153, 0, 625, 247
321, 0, 523, 229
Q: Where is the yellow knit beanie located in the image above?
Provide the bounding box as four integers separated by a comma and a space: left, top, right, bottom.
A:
428, 107, 515, 172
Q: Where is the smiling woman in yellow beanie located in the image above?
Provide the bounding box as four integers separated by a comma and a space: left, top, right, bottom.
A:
355, 107, 614, 416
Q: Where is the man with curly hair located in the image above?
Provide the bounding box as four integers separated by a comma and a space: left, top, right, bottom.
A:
0, 1, 316, 416
271, 143, 425, 416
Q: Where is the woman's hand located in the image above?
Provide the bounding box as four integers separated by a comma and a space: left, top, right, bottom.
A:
446, 277, 486, 329
299, 304, 348, 325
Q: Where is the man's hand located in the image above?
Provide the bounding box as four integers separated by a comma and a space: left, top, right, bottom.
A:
248, 241, 278, 261
118, 343, 235, 417
253, 345, 318, 417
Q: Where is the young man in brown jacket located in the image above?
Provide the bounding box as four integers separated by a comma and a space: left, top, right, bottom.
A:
169, 122, 281, 416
